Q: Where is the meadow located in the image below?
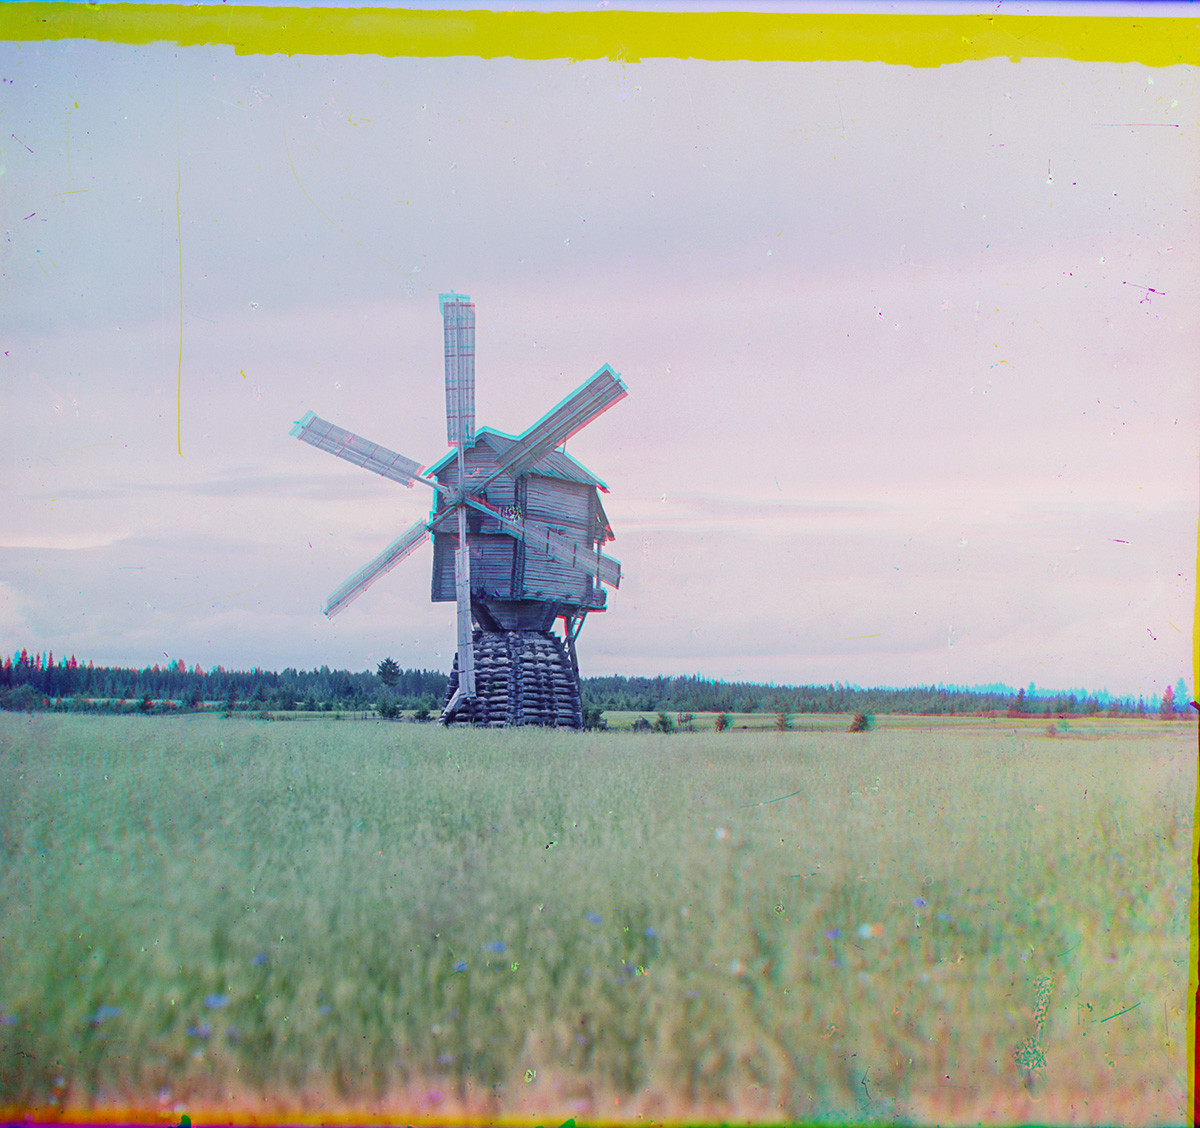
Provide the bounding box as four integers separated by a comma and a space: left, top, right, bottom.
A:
0, 712, 1192, 1125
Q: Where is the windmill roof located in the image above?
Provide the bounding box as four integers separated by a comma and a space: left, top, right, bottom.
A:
428, 427, 610, 491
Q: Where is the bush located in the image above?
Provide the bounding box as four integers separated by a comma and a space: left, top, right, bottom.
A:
652, 712, 676, 734
0, 685, 43, 712
774, 711, 793, 731
848, 712, 873, 733
583, 704, 607, 731
714, 712, 731, 733
378, 698, 400, 720
631, 717, 652, 733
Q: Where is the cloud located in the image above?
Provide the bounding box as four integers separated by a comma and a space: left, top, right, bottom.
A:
3, 43, 1195, 696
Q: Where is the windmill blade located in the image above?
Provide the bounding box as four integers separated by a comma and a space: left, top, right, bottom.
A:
462, 495, 622, 588
292, 411, 434, 490
322, 519, 430, 617
481, 365, 627, 488
441, 292, 475, 449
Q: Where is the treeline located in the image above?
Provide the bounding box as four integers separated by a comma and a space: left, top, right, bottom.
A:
577, 674, 1186, 718
0, 650, 445, 713
0, 649, 1189, 718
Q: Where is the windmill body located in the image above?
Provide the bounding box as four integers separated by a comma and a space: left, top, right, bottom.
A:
291, 292, 626, 727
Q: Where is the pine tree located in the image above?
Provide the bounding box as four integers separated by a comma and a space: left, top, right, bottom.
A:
1160, 684, 1176, 717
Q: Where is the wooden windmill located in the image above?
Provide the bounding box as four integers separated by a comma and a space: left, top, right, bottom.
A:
290, 292, 626, 727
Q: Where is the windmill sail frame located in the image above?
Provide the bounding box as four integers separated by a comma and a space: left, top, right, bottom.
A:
291, 291, 625, 727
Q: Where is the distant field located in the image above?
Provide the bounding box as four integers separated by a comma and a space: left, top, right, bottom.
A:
0, 714, 1192, 1125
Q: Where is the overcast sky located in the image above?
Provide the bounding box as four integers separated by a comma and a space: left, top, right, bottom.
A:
2, 23, 1196, 698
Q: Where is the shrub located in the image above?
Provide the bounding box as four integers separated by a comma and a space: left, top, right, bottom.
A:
652, 712, 676, 734
848, 712, 873, 733
378, 698, 401, 720
774, 711, 793, 731
714, 712, 731, 733
0, 685, 43, 712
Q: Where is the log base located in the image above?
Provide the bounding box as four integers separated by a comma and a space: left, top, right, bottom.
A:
442, 630, 582, 729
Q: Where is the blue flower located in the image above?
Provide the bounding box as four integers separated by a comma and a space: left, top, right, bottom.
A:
824, 929, 841, 940
89, 1005, 121, 1025
585, 913, 603, 924
483, 941, 506, 955
912, 897, 928, 907
252, 952, 269, 966
936, 911, 953, 923
204, 994, 229, 1009
452, 961, 467, 973
318, 1005, 332, 1015
187, 1022, 212, 1039
644, 927, 658, 939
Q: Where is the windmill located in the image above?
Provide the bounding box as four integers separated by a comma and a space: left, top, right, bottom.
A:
290, 292, 627, 727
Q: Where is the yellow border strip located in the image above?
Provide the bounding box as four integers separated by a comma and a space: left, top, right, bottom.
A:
0, 5, 1196, 65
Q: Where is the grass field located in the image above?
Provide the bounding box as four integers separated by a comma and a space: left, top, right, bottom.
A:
0, 713, 1193, 1125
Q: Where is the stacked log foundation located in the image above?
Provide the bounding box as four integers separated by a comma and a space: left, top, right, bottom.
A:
442, 630, 583, 729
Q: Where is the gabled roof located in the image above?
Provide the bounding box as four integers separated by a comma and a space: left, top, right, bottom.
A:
427, 427, 610, 491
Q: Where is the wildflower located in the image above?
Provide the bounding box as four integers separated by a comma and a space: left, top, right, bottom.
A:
857, 923, 884, 940
586, 912, 603, 924
417, 1087, 445, 1110
912, 897, 928, 907
452, 961, 467, 973
318, 1005, 332, 1015
252, 952, 269, 966
644, 927, 659, 939
436, 1052, 455, 1065
715, 827, 730, 841
483, 941, 506, 955
824, 928, 842, 940
89, 1005, 121, 1025
187, 1022, 212, 1040
203, 994, 229, 1009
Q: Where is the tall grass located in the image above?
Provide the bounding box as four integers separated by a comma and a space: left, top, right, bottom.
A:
0, 714, 1191, 1124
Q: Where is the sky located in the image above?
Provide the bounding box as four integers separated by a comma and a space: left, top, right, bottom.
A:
2, 14, 1197, 699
